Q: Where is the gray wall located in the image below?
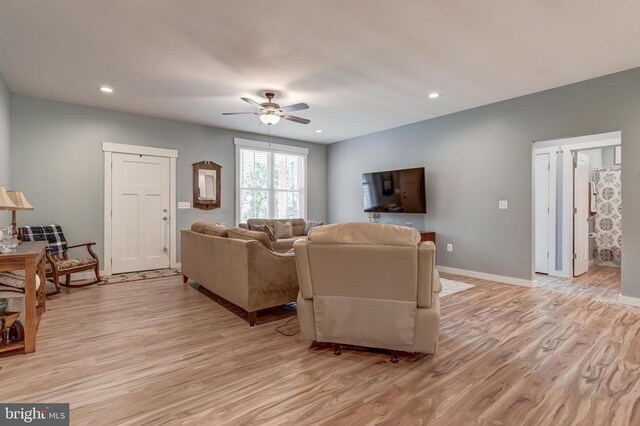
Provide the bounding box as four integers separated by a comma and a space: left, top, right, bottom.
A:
0, 73, 10, 223
327, 68, 640, 298
10, 95, 327, 263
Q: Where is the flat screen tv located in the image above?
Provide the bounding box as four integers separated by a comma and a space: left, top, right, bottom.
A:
362, 167, 426, 214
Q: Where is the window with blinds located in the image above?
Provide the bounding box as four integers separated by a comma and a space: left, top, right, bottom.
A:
237, 146, 306, 223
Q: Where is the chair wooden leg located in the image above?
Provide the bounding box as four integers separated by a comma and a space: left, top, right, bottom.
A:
65, 274, 71, 285
248, 311, 257, 327
53, 273, 61, 293
183, 275, 188, 284
93, 265, 101, 283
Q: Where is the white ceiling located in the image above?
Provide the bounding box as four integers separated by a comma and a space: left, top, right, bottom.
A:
1, 1, 639, 144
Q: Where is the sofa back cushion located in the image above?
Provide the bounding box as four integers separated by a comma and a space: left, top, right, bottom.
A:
191, 222, 228, 238
246, 218, 306, 237
290, 218, 306, 236
309, 223, 420, 247
228, 227, 274, 251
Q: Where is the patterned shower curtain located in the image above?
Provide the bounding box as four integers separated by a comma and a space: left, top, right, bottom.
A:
594, 168, 622, 263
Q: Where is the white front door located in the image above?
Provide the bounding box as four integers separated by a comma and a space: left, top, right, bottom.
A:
535, 154, 550, 274
573, 152, 590, 276
111, 153, 171, 273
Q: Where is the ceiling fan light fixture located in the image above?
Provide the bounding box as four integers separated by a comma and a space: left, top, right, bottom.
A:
259, 112, 281, 125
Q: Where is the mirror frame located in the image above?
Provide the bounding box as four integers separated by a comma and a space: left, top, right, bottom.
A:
193, 161, 221, 210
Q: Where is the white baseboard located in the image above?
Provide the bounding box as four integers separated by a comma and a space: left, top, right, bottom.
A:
618, 295, 640, 308
436, 265, 536, 288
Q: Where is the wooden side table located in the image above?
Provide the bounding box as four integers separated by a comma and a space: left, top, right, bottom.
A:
419, 231, 436, 244
0, 241, 47, 354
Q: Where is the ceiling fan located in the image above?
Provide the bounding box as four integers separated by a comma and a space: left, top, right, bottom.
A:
222, 92, 310, 125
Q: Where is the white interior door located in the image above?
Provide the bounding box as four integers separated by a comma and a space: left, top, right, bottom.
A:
111, 153, 171, 273
573, 152, 590, 276
535, 154, 550, 274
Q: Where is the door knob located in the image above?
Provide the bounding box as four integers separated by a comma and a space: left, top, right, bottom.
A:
163, 216, 168, 221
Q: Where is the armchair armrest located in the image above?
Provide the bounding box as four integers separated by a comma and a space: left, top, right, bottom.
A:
67, 242, 99, 261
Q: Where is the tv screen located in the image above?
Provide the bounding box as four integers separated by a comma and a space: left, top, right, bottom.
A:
362, 167, 426, 213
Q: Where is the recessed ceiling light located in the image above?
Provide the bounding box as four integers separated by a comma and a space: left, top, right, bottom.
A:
99, 86, 114, 93
316, 130, 323, 133
428, 92, 439, 99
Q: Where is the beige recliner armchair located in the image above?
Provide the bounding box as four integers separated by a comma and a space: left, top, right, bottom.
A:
293, 223, 442, 356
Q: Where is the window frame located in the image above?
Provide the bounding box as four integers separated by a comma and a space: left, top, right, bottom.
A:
235, 138, 308, 225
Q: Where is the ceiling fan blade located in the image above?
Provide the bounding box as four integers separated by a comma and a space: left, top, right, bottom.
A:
222, 112, 259, 115
241, 97, 264, 110
280, 103, 309, 113
282, 114, 311, 125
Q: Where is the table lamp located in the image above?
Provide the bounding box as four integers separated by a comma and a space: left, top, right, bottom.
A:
7, 190, 34, 235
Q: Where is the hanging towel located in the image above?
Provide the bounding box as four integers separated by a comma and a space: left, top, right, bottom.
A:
589, 181, 597, 215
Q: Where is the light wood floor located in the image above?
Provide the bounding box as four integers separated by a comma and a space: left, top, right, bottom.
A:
1, 266, 637, 425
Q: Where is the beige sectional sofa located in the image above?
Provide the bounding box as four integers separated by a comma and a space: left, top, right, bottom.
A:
181, 223, 299, 326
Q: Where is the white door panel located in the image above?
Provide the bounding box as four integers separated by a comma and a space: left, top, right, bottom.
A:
112, 153, 170, 273
573, 152, 589, 276
535, 154, 550, 274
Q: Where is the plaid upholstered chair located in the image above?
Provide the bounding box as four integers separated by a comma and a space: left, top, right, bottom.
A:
19, 225, 101, 295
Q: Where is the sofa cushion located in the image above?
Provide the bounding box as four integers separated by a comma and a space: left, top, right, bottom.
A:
304, 220, 325, 235
272, 236, 305, 252
274, 220, 294, 239
228, 227, 274, 251
246, 218, 306, 236
251, 224, 277, 242
290, 218, 306, 236
308, 223, 420, 247
191, 222, 225, 234
203, 224, 229, 238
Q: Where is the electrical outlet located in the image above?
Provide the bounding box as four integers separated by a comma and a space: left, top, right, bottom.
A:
499, 200, 509, 210
178, 202, 191, 209
447, 244, 453, 252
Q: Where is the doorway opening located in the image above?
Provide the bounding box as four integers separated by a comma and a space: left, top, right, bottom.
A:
533, 131, 622, 296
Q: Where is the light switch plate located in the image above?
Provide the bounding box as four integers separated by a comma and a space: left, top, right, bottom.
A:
447, 244, 453, 252
178, 202, 191, 209
499, 200, 509, 210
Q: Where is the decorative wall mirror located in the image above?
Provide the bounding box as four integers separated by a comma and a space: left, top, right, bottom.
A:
193, 161, 221, 210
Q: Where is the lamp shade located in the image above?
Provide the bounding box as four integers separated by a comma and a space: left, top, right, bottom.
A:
0, 185, 18, 210
7, 191, 34, 210
259, 112, 281, 125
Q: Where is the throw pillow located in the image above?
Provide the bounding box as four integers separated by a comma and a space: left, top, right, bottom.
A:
251, 224, 277, 242
274, 220, 293, 239
304, 220, 325, 235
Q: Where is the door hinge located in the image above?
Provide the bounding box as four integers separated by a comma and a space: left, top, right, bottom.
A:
574, 207, 578, 214
547, 252, 549, 258
573, 253, 578, 260
110, 258, 113, 265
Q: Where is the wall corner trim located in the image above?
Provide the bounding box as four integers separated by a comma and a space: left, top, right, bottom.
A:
436, 265, 536, 288
618, 295, 640, 308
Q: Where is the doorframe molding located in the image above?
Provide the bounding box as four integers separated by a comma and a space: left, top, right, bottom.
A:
533, 148, 558, 276
103, 142, 178, 276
